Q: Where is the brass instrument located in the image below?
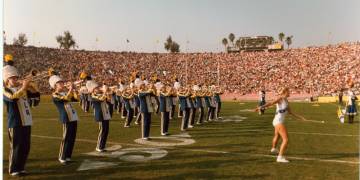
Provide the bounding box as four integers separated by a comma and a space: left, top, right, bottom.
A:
177, 87, 190, 97
122, 87, 134, 99
22, 69, 49, 82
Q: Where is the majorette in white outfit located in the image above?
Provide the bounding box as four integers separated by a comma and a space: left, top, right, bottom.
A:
272, 99, 288, 127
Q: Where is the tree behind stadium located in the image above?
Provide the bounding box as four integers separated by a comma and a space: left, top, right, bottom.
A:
164, 36, 180, 53
13, 33, 28, 46
56, 31, 77, 50
285, 36, 293, 49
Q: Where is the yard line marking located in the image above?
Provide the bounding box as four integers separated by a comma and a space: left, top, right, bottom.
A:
192, 129, 359, 137
26, 133, 359, 165
30, 134, 143, 147
233, 152, 360, 165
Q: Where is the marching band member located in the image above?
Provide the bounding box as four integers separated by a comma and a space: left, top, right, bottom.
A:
138, 82, 155, 140
255, 87, 307, 163
154, 76, 163, 114
87, 80, 112, 152
258, 89, 266, 115
134, 86, 142, 124
104, 83, 115, 118
204, 86, 215, 122
346, 82, 357, 123
115, 78, 125, 117
188, 85, 196, 128
131, 75, 141, 124
174, 77, 183, 118
27, 80, 41, 108
149, 82, 160, 114
78, 72, 91, 113
169, 76, 179, 119
122, 86, 135, 127
158, 84, 172, 135
169, 86, 177, 120
49, 72, 79, 164
214, 86, 224, 119
178, 86, 191, 131
194, 84, 204, 124
3, 64, 33, 176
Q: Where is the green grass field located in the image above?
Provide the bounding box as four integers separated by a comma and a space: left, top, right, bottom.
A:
3, 96, 359, 180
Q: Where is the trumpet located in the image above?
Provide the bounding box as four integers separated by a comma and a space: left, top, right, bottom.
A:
22, 69, 49, 82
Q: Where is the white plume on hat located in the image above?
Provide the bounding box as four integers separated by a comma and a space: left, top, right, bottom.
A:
193, 85, 200, 91
3, 65, 19, 82
49, 75, 63, 89
174, 81, 181, 90
155, 81, 163, 90
143, 80, 149, 85
86, 80, 99, 92
135, 78, 143, 87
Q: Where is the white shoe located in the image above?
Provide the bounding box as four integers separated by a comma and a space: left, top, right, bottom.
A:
270, 148, 278, 153
142, 137, 149, 140
276, 156, 289, 163
58, 159, 67, 164
188, 125, 194, 128
95, 148, 106, 153
10, 172, 21, 176
124, 125, 130, 128
161, 133, 169, 136
65, 158, 71, 162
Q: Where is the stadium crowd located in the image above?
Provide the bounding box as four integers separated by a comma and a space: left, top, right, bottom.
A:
4, 42, 360, 96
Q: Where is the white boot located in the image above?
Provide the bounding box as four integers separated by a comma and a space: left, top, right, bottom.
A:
270, 148, 278, 153
276, 155, 289, 163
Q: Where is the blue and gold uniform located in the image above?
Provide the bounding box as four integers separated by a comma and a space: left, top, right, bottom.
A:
86, 80, 111, 152
187, 92, 196, 128
122, 87, 135, 127
158, 86, 172, 135
52, 91, 79, 163
3, 64, 33, 176
214, 87, 223, 119
138, 86, 155, 139
194, 89, 205, 124
4, 86, 32, 175
49, 74, 79, 164
91, 92, 111, 151
204, 88, 215, 122
178, 87, 191, 131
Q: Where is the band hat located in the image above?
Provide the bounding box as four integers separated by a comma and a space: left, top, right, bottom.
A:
134, 78, 143, 87
193, 85, 200, 91
3, 65, 19, 82
86, 80, 99, 92
49, 75, 63, 89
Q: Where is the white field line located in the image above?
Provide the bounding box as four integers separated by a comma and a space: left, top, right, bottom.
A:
21, 133, 360, 165
195, 128, 359, 137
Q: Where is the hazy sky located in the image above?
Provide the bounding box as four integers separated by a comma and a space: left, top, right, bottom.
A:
4, 0, 360, 52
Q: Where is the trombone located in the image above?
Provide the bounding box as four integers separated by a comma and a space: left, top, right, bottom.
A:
22, 69, 49, 82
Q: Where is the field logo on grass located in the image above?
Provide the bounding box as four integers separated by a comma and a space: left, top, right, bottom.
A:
79, 133, 194, 171
79, 146, 168, 171
134, 133, 195, 147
